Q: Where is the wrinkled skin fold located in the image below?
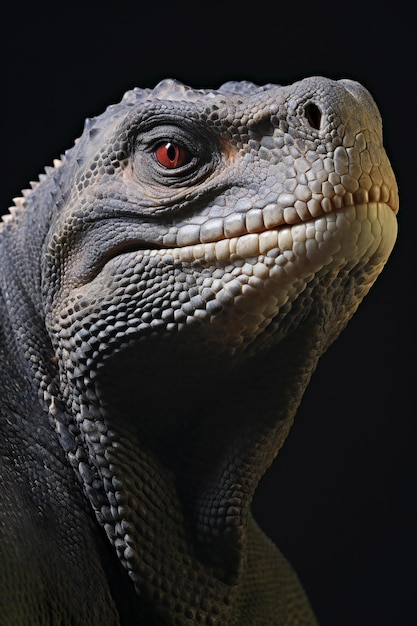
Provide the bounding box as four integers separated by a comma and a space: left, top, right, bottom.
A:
0, 76, 398, 624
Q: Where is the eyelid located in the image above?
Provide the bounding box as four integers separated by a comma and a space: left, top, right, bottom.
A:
133, 116, 219, 155
127, 118, 221, 186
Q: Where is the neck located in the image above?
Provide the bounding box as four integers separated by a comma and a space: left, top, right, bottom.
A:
52, 319, 322, 622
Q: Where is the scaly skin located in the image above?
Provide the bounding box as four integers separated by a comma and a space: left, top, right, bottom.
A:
0, 76, 398, 624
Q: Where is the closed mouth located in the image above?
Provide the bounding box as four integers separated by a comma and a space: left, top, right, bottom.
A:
100, 201, 397, 272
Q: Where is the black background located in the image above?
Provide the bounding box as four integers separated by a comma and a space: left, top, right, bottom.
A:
1, 3, 415, 625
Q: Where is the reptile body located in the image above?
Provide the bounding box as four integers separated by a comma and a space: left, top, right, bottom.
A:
0, 76, 398, 624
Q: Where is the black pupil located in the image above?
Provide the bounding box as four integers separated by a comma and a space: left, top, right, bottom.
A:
166, 143, 177, 161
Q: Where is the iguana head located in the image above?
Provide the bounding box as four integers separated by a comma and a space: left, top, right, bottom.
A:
0, 76, 398, 622
37, 76, 397, 427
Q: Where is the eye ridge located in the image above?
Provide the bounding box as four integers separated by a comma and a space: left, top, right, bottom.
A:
155, 141, 192, 169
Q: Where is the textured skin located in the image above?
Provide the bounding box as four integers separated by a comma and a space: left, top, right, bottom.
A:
0, 77, 398, 625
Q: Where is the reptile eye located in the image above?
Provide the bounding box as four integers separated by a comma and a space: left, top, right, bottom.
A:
154, 142, 192, 168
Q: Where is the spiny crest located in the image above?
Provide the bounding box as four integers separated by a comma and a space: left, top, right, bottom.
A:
0, 159, 64, 232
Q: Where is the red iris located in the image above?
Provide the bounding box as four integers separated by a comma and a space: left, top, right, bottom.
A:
155, 142, 191, 168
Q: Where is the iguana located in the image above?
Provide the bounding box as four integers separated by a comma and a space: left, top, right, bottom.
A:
0, 76, 398, 625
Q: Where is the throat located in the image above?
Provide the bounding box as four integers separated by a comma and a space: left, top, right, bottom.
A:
71, 406, 249, 622
57, 322, 323, 621
90, 361, 269, 582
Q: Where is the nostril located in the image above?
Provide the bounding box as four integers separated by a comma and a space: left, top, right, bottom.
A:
304, 102, 322, 130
